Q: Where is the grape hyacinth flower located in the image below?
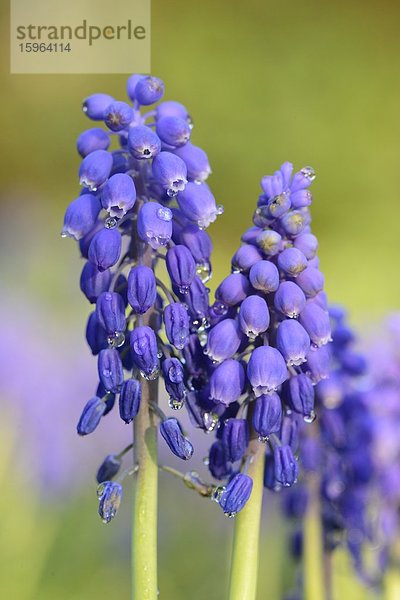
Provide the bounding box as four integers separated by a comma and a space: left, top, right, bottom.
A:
62, 74, 225, 600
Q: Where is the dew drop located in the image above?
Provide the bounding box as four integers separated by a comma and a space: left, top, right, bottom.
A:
60, 231, 69, 238
216, 204, 224, 215
107, 331, 125, 348
258, 435, 270, 444
178, 284, 189, 295
168, 397, 184, 410
300, 166, 316, 182
303, 410, 316, 424
102, 369, 111, 377
212, 486, 226, 503
157, 207, 173, 221
203, 412, 219, 432
225, 511, 237, 519
105, 216, 118, 229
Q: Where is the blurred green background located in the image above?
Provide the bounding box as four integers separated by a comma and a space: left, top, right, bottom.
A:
0, 0, 399, 598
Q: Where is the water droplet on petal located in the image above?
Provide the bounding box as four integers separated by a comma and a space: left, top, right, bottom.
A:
105, 216, 118, 229
258, 435, 270, 444
107, 331, 125, 348
157, 207, 173, 222
212, 486, 226, 503
168, 397, 184, 410
203, 412, 219, 432
216, 204, 224, 215
300, 166, 316, 182
224, 511, 237, 518
303, 410, 316, 424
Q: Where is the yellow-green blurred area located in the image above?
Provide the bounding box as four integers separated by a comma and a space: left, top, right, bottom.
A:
0, 0, 399, 598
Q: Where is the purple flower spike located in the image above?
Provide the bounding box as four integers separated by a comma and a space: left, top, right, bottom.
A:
276, 319, 310, 366
98, 348, 124, 393
256, 229, 282, 256
215, 273, 251, 307
206, 319, 242, 363
177, 182, 222, 229
128, 125, 161, 160
299, 303, 332, 347
277, 247, 308, 277
166, 245, 196, 293
156, 116, 191, 147
135, 76, 164, 105
104, 101, 133, 132
283, 374, 315, 421
97, 481, 123, 523
219, 473, 253, 517
88, 227, 122, 271
83, 93, 114, 120
152, 151, 188, 197
172, 143, 211, 183
160, 418, 193, 460
252, 392, 283, 439
96, 291, 126, 336
294, 233, 318, 259
127, 265, 156, 314
249, 260, 279, 294
101, 173, 136, 218
274, 281, 307, 318
232, 245, 263, 273
162, 358, 186, 407
209, 440, 232, 480
274, 445, 298, 487
296, 267, 325, 298
62, 194, 101, 240
163, 303, 190, 350
77, 128, 110, 158
239, 295, 270, 339
79, 150, 113, 191
222, 418, 249, 462
209, 359, 245, 406
248, 346, 288, 397
119, 378, 141, 423
80, 261, 111, 304
137, 202, 173, 249
77, 396, 106, 435
130, 325, 159, 379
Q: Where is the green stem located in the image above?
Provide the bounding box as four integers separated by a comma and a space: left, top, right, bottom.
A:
304, 474, 326, 600
229, 440, 265, 600
132, 376, 158, 600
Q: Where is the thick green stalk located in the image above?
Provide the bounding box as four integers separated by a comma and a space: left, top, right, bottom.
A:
132, 376, 158, 600
229, 440, 265, 600
304, 474, 326, 600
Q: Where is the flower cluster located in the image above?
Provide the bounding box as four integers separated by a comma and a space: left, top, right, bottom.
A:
62, 74, 222, 521
184, 162, 332, 516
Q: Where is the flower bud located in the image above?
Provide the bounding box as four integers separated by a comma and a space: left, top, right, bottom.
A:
137, 202, 173, 249
126, 73, 145, 101
162, 358, 186, 406
277, 247, 308, 277
79, 220, 103, 258
256, 230, 282, 256
127, 265, 156, 314
62, 194, 101, 240
163, 302, 190, 349
104, 101, 133, 131
160, 418, 193, 460
239, 295, 270, 339
77, 396, 106, 435
293, 233, 318, 259
79, 150, 113, 191
152, 151, 188, 197
156, 116, 191, 147
215, 273, 251, 306
177, 182, 221, 228
209, 359, 245, 406
101, 173, 136, 218
206, 319, 242, 363
86, 311, 108, 355
80, 261, 111, 304
156, 100, 190, 122
184, 276, 209, 323
264, 454, 278, 490
178, 224, 213, 267
172, 143, 211, 183
83, 93, 114, 120
280, 416, 299, 452
276, 319, 310, 366
88, 227, 122, 271
183, 333, 207, 380
248, 346, 288, 397
97, 481, 123, 523
241, 226, 261, 245
290, 189, 312, 209
128, 125, 161, 159
274, 281, 306, 318
166, 245, 196, 293
252, 392, 283, 438
130, 326, 159, 379
303, 344, 331, 384
219, 473, 253, 517
296, 267, 324, 298
281, 210, 307, 237
249, 260, 279, 293
299, 303, 331, 347
96, 291, 126, 335
266, 192, 291, 218
96, 454, 122, 483
232, 245, 262, 272
98, 348, 124, 392
274, 445, 298, 487
135, 76, 164, 105
77, 128, 110, 158
209, 440, 232, 480
96, 382, 116, 414
283, 374, 315, 420
119, 378, 141, 423
222, 418, 249, 462
290, 166, 315, 192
